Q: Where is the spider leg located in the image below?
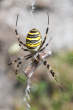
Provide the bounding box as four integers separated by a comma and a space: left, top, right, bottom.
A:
15, 60, 24, 74
8, 57, 21, 65
19, 45, 29, 51
25, 55, 33, 60
43, 60, 64, 90
15, 60, 22, 74
8, 53, 34, 66
15, 53, 35, 74
39, 15, 49, 50
39, 43, 48, 52
8, 53, 35, 74
15, 15, 27, 48
24, 53, 35, 60
39, 36, 53, 52
8, 56, 22, 74
42, 60, 58, 82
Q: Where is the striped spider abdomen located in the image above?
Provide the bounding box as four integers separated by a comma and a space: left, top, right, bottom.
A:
26, 28, 42, 52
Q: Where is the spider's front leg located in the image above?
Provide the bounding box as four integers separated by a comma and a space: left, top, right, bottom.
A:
39, 15, 49, 50
40, 36, 53, 52
39, 15, 53, 52
15, 15, 28, 51
39, 43, 49, 52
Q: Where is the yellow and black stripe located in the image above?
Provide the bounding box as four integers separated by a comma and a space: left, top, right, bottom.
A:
26, 28, 42, 51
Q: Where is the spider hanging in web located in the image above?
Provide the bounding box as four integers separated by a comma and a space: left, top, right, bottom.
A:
8, 14, 60, 84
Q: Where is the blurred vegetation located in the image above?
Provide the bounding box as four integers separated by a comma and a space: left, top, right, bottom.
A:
11, 50, 73, 110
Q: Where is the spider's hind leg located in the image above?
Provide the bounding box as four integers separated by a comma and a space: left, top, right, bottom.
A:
15, 60, 22, 74
43, 60, 64, 90
8, 57, 21, 65
8, 57, 22, 74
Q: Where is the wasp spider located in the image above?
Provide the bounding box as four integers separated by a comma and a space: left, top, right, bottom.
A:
9, 14, 57, 82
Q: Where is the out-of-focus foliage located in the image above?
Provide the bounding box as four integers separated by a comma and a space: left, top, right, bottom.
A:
16, 74, 27, 84
64, 51, 73, 65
